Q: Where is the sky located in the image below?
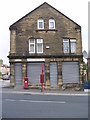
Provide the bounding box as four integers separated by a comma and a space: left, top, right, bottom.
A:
0, 0, 89, 65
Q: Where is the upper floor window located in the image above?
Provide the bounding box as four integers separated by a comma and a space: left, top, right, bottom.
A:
29, 39, 43, 53
70, 39, 76, 53
63, 39, 76, 53
49, 19, 55, 29
63, 39, 69, 53
37, 39, 43, 53
29, 39, 35, 53
37, 19, 44, 29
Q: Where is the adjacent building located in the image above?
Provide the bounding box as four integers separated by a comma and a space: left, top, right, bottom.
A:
0, 64, 10, 75
8, 2, 83, 90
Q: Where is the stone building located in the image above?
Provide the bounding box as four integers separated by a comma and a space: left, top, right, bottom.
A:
8, 2, 83, 90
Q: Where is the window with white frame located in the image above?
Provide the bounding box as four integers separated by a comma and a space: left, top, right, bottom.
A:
63, 39, 69, 53
63, 39, 76, 53
49, 19, 55, 29
37, 19, 44, 29
29, 39, 35, 53
70, 39, 76, 53
37, 39, 43, 53
29, 39, 43, 53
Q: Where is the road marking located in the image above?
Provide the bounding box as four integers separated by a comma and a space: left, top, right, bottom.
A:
19, 100, 66, 104
5, 99, 16, 102
5, 99, 66, 104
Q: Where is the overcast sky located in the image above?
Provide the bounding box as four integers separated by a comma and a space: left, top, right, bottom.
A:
0, 0, 89, 65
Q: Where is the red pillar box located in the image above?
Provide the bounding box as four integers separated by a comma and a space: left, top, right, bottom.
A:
24, 77, 28, 89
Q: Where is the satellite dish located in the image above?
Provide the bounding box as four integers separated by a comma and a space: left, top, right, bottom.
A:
83, 50, 88, 59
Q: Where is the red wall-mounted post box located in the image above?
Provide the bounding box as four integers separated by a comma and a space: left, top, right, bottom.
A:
40, 74, 44, 83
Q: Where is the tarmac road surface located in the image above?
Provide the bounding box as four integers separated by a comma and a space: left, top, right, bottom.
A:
2, 92, 88, 118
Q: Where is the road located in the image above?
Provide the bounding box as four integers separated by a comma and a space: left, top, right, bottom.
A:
2, 92, 88, 118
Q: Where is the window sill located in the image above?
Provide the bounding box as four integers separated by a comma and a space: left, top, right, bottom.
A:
36, 29, 58, 32
63, 53, 76, 54
29, 53, 43, 54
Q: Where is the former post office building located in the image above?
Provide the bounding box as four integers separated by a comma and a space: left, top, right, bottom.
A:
8, 2, 83, 90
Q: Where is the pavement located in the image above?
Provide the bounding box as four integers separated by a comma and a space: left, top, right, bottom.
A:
0, 79, 90, 96
2, 87, 89, 96
0, 79, 10, 87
